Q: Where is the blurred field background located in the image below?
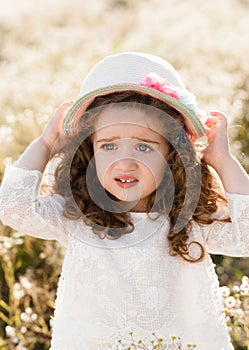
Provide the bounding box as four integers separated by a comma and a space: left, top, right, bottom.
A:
0, 0, 249, 349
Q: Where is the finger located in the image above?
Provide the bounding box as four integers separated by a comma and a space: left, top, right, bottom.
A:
59, 100, 75, 113
205, 116, 220, 126
209, 110, 228, 124
55, 101, 75, 123
205, 111, 228, 131
63, 100, 75, 106
205, 116, 221, 135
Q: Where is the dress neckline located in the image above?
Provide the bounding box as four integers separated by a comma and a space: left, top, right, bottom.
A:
69, 212, 167, 249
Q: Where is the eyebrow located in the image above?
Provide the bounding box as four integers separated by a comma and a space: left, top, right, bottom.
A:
96, 136, 160, 145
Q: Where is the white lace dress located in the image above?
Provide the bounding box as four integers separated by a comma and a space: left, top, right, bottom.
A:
1, 165, 249, 350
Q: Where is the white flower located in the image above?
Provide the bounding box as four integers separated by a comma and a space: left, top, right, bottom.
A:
5, 327, 19, 345
20, 276, 32, 290
39, 252, 46, 259
13, 283, 25, 300
25, 307, 32, 315
220, 286, 230, 297
234, 308, 245, 320
225, 296, 236, 308
31, 313, 38, 321
15, 238, 24, 245
20, 307, 38, 323
5, 325, 16, 338
240, 276, 249, 295
16, 344, 27, 350
240, 285, 249, 296
20, 312, 30, 322
242, 276, 249, 286
2, 237, 14, 249
232, 285, 240, 293
20, 326, 27, 334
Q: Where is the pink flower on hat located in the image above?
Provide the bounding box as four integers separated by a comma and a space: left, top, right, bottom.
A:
140, 72, 181, 100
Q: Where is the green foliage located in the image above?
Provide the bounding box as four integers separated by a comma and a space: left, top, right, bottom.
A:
232, 77, 249, 173
220, 277, 249, 350
0, 222, 64, 349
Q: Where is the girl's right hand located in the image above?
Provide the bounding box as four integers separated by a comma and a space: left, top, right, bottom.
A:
40, 101, 74, 151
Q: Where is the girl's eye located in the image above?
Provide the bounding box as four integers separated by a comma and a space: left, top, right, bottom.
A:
136, 144, 153, 152
102, 143, 117, 151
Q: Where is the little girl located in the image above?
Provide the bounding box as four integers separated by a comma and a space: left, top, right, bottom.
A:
0, 52, 249, 350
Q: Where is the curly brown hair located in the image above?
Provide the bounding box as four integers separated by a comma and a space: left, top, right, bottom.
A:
52, 91, 229, 262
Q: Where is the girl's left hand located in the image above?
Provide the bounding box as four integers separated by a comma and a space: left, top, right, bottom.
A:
202, 111, 231, 170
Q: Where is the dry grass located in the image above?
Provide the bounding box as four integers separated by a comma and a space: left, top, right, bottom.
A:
1, 0, 249, 118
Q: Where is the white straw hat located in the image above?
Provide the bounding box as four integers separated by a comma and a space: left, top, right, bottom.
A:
62, 52, 206, 138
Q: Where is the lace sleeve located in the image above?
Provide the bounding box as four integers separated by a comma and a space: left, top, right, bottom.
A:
203, 192, 249, 257
0, 164, 68, 247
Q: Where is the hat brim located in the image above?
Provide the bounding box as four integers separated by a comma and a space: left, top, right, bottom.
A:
62, 84, 206, 138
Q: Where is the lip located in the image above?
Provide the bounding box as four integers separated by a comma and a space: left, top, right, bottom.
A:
114, 175, 139, 189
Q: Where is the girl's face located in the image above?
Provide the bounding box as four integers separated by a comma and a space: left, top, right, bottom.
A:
93, 105, 169, 212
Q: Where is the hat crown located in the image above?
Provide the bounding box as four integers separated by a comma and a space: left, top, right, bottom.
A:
80, 52, 185, 96
62, 51, 206, 138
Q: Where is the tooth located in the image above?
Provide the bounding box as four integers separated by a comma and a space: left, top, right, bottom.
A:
117, 178, 137, 183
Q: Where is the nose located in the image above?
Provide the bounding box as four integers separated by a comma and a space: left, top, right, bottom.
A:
114, 157, 138, 172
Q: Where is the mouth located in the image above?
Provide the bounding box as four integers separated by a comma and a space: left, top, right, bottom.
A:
114, 176, 139, 188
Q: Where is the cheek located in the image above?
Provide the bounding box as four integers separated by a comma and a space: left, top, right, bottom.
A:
94, 155, 105, 182
143, 156, 167, 185
94, 153, 112, 185
154, 161, 166, 184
